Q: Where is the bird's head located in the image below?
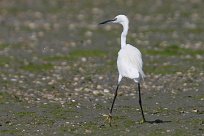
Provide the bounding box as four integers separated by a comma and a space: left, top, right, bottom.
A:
99, 15, 129, 25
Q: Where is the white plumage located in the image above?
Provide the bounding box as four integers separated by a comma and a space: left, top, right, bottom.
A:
107, 15, 145, 84
99, 15, 147, 126
117, 44, 145, 82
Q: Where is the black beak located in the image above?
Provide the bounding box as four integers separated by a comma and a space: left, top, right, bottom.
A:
99, 18, 116, 25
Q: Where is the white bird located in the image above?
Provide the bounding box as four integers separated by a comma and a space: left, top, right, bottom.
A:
99, 15, 146, 126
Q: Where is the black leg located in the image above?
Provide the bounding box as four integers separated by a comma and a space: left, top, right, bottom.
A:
138, 83, 146, 122
102, 84, 120, 127
109, 84, 119, 115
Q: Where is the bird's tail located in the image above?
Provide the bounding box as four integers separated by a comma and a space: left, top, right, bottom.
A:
140, 71, 145, 81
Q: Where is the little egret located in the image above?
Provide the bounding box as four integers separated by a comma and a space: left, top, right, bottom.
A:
99, 15, 146, 126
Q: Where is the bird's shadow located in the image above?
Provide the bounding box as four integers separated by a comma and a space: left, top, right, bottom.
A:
145, 119, 171, 124
99, 119, 171, 128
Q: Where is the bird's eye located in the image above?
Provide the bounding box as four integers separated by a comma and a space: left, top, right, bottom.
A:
113, 18, 117, 21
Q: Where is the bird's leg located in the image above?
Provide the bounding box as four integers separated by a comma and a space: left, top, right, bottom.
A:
104, 84, 119, 126
138, 83, 146, 123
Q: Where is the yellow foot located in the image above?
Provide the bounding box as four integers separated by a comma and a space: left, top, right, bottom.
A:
139, 119, 146, 124
103, 113, 112, 126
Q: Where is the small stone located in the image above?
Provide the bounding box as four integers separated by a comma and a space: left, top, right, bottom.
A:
74, 77, 79, 81
11, 78, 17, 82
19, 80, 23, 83
85, 129, 92, 134
76, 105, 80, 108
28, 22, 36, 29
192, 109, 198, 113
180, 110, 185, 113
103, 89, 109, 93
93, 90, 100, 95
85, 31, 92, 37
86, 39, 92, 45
176, 72, 182, 75
98, 76, 103, 80
48, 80, 55, 85
81, 57, 87, 62
96, 85, 102, 89
130, 93, 135, 96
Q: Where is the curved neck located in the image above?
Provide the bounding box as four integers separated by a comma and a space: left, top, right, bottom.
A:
121, 22, 129, 48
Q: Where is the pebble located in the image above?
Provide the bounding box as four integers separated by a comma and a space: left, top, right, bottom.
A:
196, 54, 202, 59
130, 93, 135, 96
85, 129, 92, 134
93, 90, 100, 95
48, 80, 56, 85
103, 89, 109, 93
97, 85, 102, 89
98, 76, 103, 80
76, 105, 80, 108
81, 57, 87, 62
166, 130, 171, 132
176, 72, 182, 75
27, 22, 36, 29
192, 109, 198, 113
19, 80, 23, 83
74, 77, 79, 81
11, 78, 17, 82
85, 31, 93, 37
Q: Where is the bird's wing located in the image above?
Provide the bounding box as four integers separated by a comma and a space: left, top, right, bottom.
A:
125, 44, 145, 78
117, 44, 145, 79
117, 54, 140, 78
